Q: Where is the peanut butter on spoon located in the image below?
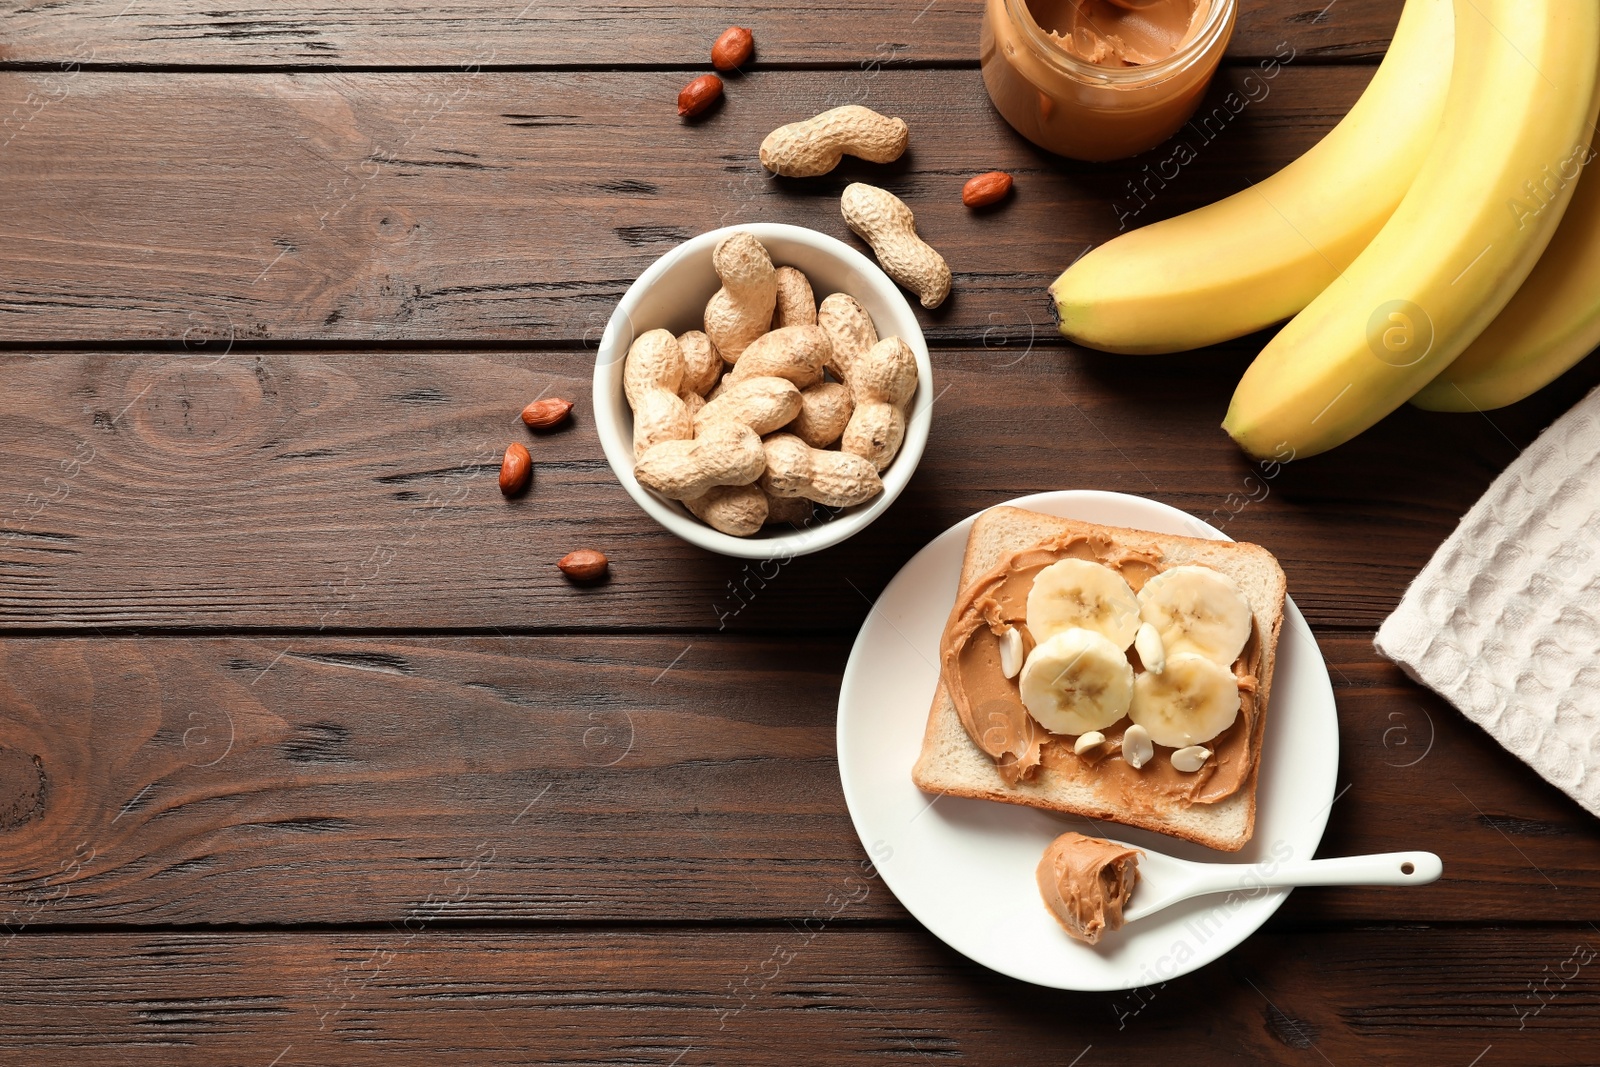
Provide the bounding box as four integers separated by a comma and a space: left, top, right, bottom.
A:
1037, 831, 1142, 945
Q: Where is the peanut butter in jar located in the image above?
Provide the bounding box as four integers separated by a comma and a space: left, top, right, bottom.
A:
981, 0, 1238, 161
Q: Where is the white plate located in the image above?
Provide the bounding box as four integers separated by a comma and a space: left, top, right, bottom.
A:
836, 490, 1339, 991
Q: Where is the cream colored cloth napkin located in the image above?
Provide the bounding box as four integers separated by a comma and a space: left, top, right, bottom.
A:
1375, 384, 1600, 819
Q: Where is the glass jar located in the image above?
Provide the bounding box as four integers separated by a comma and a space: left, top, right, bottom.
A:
980, 0, 1238, 162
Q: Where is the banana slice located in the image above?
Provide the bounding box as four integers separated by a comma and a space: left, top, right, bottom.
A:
1137, 565, 1253, 666
1018, 628, 1134, 736
1129, 652, 1241, 748
1026, 558, 1141, 650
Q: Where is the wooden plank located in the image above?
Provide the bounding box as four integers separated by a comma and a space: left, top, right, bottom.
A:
3, 346, 1595, 633
0, 634, 1594, 927
0, 0, 1402, 67
0, 634, 862, 927
0, 926, 1594, 1063
0, 65, 1373, 344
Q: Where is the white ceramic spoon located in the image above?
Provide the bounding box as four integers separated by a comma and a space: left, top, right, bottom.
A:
1122, 847, 1443, 923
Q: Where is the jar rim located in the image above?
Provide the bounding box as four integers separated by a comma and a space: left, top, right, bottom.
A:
1002, 0, 1238, 86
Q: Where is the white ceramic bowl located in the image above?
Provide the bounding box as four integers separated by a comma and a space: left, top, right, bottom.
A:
594, 223, 934, 559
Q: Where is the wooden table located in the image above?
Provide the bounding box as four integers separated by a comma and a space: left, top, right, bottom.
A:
3, 1, 1598, 1061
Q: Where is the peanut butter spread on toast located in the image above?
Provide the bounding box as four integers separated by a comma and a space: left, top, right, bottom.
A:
938, 531, 1259, 804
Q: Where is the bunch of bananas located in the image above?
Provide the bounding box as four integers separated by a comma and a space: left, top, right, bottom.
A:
1048, 0, 1600, 460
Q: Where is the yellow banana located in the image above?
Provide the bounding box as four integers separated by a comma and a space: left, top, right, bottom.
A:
1223, 0, 1600, 460
1047, 0, 1453, 355
1411, 145, 1600, 411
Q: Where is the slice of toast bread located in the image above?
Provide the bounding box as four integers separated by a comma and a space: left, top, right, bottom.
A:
911, 506, 1287, 852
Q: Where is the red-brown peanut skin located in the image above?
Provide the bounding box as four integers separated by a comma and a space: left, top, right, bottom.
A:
962, 171, 1014, 208
499, 443, 532, 495
711, 26, 755, 71
678, 74, 724, 118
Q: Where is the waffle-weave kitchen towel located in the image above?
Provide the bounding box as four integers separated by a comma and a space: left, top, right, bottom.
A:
1375, 384, 1600, 819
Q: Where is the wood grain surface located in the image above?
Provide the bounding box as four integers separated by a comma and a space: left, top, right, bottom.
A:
3, 347, 1595, 633
0, 928, 1593, 1065
0, 65, 1367, 344
0, 635, 1594, 927
0, 0, 1403, 67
